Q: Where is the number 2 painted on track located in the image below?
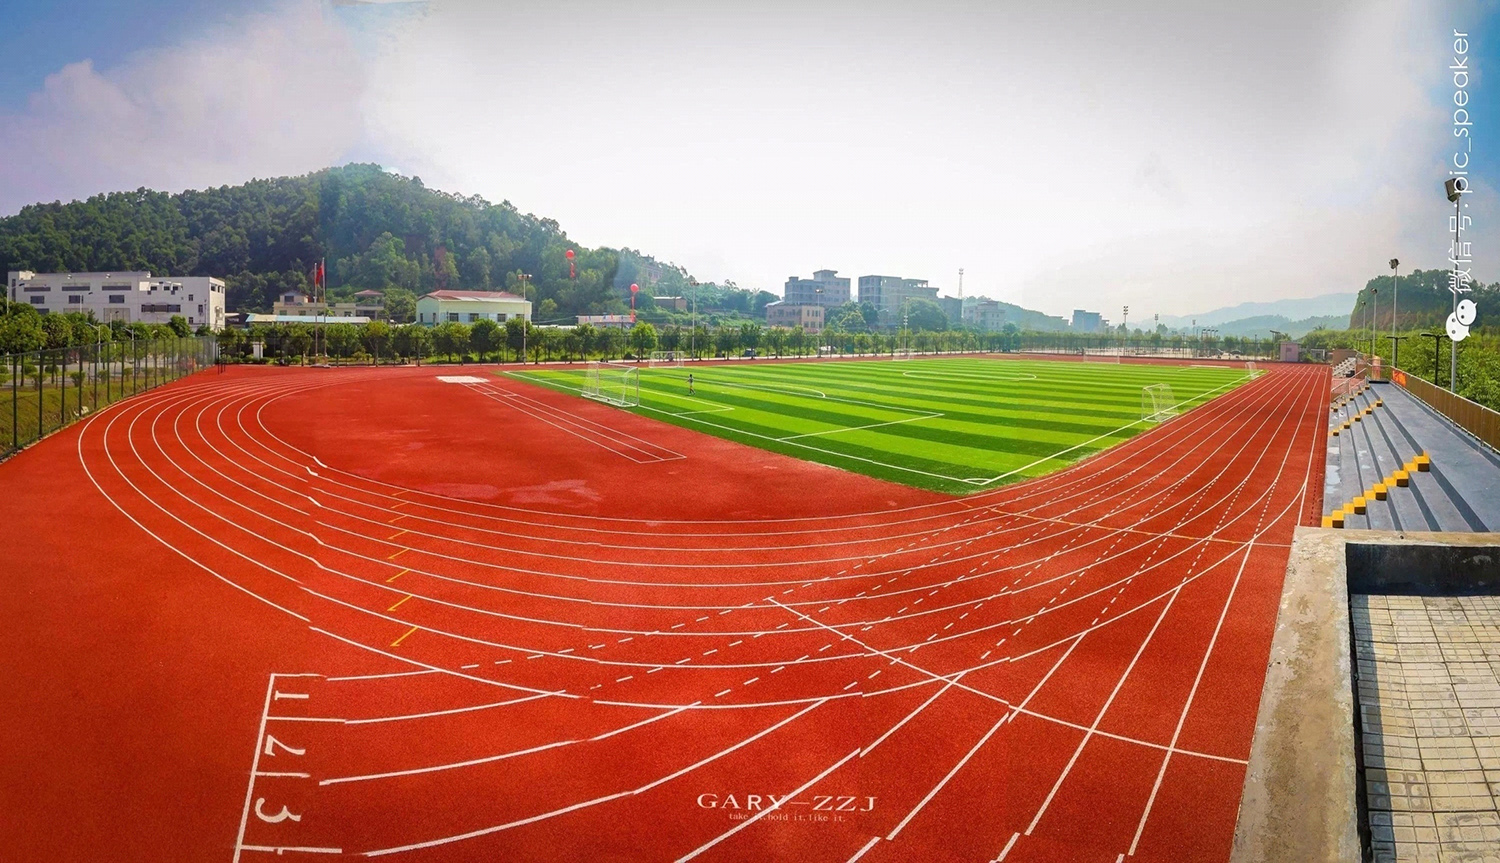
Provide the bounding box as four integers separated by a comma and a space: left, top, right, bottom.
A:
263, 735, 305, 757
254, 798, 302, 823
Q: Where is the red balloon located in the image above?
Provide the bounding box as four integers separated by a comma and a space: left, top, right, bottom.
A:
565, 249, 575, 260
630, 283, 639, 293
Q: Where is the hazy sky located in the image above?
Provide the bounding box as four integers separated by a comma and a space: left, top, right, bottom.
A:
0, 0, 1495, 319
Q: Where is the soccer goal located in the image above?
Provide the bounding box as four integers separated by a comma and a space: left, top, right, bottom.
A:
893, 346, 914, 361
1141, 383, 1179, 423
649, 350, 685, 368
583, 361, 640, 407
1246, 360, 1259, 377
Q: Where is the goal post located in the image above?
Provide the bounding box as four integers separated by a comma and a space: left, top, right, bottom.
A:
583, 361, 640, 407
1246, 360, 1259, 377
1141, 383, 1179, 423
648, 350, 685, 368
893, 346, 914, 361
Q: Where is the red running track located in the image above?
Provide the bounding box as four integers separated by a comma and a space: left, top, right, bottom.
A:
0, 359, 1329, 862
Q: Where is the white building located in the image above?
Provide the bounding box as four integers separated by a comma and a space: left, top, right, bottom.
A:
416, 290, 531, 325
7, 270, 227, 330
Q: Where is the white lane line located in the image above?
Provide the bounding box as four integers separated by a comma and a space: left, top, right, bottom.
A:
886, 635, 1082, 842
363, 700, 830, 856
1024, 589, 1182, 836
320, 738, 581, 786
847, 836, 882, 863
232, 674, 279, 863
590, 704, 696, 742
344, 693, 553, 725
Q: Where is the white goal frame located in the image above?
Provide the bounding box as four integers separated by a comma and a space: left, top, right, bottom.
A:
893, 346, 914, 361
583, 361, 640, 407
1141, 383, 1179, 423
649, 350, 686, 368
1246, 360, 1259, 377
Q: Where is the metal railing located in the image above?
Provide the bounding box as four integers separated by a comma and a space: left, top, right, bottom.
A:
2, 336, 217, 459
1391, 366, 1500, 453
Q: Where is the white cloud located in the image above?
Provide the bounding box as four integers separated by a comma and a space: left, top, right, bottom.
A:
0, 1, 364, 211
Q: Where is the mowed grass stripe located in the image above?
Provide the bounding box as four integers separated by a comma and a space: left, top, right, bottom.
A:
711, 362, 1229, 422
514, 357, 1248, 494
656, 368, 1141, 430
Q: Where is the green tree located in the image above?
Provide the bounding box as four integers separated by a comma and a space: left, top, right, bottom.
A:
470, 318, 502, 361
505, 317, 530, 361
392, 324, 431, 362
383, 288, 417, 324
362, 320, 392, 363
462, 247, 492, 288
167, 315, 191, 337
325, 323, 360, 362
629, 321, 658, 359
739, 323, 762, 353
906, 299, 948, 332
432, 322, 471, 361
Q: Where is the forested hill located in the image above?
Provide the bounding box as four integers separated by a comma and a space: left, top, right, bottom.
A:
1351, 268, 1499, 330
0, 164, 672, 318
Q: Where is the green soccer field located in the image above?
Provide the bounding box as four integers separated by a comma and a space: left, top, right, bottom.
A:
510, 356, 1252, 495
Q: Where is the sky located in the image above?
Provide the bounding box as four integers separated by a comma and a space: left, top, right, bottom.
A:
0, 0, 1497, 320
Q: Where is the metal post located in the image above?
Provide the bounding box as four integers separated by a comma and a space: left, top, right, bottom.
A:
37, 349, 43, 442
1450, 192, 1462, 391
1390, 259, 1400, 367
1371, 287, 1378, 359
11, 354, 17, 451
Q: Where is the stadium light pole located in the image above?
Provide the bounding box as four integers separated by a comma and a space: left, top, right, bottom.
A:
1122, 305, 1129, 357
519, 273, 532, 364
688, 277, 698, 361
1389, 258, 1400, 366
1370, 286, 1378, 360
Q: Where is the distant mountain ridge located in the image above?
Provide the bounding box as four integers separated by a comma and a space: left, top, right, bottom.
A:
1156, 293, 1358, 329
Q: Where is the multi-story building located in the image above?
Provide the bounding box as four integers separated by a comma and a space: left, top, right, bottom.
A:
1071, 309, 1105, 332
783, 270, 851, 308
765, 301, 825, 334
417, 290, 531, 325
857, 275, 941, 324
964, 299, 1006, 332
7, 270, 226, 330
273, 290, 386, 320
938, 296, 964, 326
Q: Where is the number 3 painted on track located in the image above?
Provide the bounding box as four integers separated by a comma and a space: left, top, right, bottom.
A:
254, 798, 302, 824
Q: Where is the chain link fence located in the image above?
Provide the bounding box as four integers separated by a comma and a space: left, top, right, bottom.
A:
2, 335, 217, 459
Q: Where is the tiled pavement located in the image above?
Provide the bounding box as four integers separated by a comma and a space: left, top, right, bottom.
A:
1354, 594, 1500, 862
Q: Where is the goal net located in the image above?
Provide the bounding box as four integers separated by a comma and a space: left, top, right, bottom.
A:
894, 346, 914, 361
1246, 360, 1259, 377
583, 361, 640, 407
1141, 383, 1179, 423
648, 350, 685, 368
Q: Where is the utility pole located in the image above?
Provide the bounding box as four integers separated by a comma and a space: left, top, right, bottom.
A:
1419, 332, 1445, 388
1390, 334, 1408, 371
1389, 258, 1400, 366
689, 277, 699, 361
519, 273, 531, 363
1445, 178, 1468, 392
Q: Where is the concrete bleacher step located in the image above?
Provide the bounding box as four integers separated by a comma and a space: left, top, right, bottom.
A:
1323, 393, 1435, 530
